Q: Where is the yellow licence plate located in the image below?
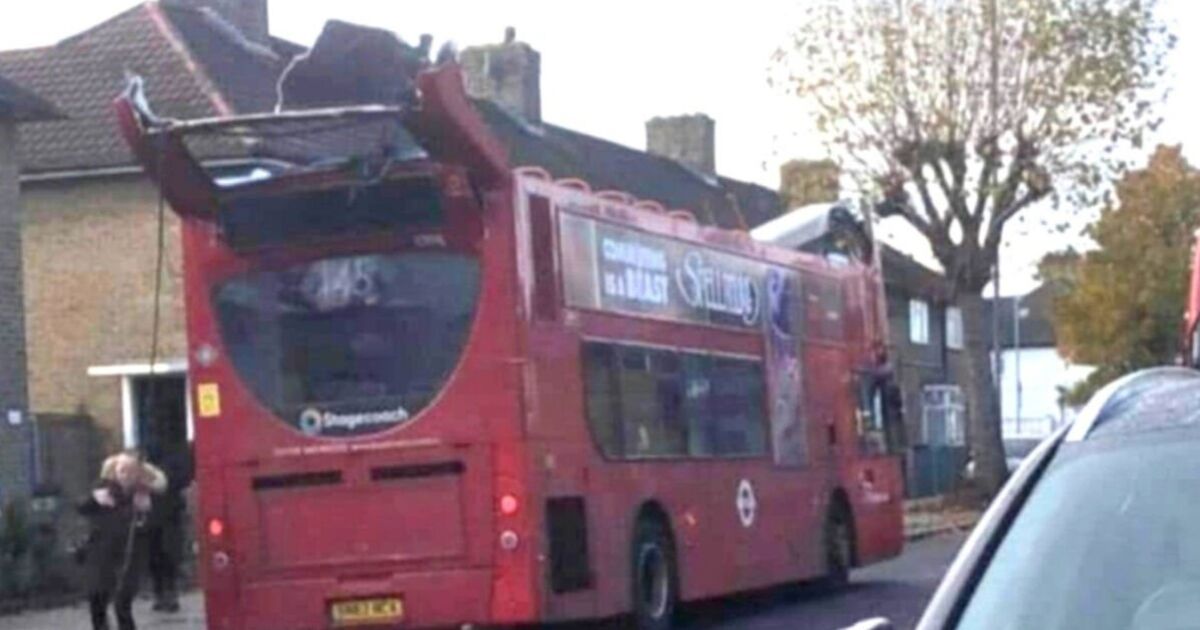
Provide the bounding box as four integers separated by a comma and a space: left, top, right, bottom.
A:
329, 598, 404, 626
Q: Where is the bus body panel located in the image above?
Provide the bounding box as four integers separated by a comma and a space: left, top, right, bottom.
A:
177, 167, 536, 628
515, 179, 903, 624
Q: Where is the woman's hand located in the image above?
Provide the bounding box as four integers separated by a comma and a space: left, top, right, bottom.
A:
92, 488, 115, 507
133, 491, 152, 513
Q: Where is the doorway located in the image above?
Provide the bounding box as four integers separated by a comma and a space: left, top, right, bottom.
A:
131, 374, 191, 484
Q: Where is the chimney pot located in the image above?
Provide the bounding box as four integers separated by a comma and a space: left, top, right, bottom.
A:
646, 114, 716, 173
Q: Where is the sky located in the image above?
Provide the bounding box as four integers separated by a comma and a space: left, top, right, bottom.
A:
1, 0, 1197, 295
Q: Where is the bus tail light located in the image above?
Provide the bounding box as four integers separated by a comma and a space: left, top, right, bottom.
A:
208, 518, 226, 538
499, 493, 520, 516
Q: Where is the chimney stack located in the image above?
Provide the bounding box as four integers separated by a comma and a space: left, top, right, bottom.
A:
780, 159, 840, 208
646, 114, 715, 173
460, 28, 542, 123
167, 0, 270, 46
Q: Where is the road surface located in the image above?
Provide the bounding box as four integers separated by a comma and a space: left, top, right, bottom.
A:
0, 532, 966, 630
681, 531, 966, 630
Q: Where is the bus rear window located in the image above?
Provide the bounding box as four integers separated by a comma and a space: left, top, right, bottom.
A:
582, 342, 767, 459
219, 177, 443, 250
212, 252, 479, 437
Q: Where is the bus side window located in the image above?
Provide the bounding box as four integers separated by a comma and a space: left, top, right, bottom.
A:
529, 195, 559, 321
581, 342, 769, 460
683, 355, 714, 456
882, 380, 905, 454
696, 357, 768, 457
616, 347, 687, 458
856, 377, 888, 456
582, 343, 622, 457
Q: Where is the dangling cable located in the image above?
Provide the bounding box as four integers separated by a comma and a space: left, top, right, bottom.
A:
146, 143, 168, 429
115, 142, 170, 596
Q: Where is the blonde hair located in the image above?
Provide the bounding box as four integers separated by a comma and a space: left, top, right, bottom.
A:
99, 450, 168, 493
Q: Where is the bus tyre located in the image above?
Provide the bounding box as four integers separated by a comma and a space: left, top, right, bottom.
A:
631, 518, 678, 630
823, 506, 853, 589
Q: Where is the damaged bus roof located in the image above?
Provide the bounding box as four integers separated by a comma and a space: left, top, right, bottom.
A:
112, 22, 510, 218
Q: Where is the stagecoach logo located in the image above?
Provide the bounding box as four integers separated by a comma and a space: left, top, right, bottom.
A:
736, 479, 758, 528
676, 250, 761, 326
298, 406, 411, 436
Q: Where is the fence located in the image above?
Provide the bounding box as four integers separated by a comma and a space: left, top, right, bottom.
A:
1002, 415, 1070, 439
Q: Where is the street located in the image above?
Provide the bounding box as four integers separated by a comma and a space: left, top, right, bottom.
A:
0, 532, 965, 630
680, 532, 965, 630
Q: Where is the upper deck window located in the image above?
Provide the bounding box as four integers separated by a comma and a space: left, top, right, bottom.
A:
219, 177, 443, 250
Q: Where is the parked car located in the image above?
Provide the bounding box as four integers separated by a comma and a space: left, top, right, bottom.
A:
846, 367, 1200, 630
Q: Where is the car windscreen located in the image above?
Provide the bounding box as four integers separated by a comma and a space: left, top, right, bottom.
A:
212, 251, 480, 438
955, 426, 1200, 630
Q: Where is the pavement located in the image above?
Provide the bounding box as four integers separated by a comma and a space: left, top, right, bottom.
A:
0, 532, 968, 630
903, 503, 982, 541
0, 594, 205, 630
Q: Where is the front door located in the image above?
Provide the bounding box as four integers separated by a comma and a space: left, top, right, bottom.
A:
847, 374, 905, 563
132, 374, 192, 490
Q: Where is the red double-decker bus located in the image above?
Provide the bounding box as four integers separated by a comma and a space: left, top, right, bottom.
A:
114, 60, 903, 630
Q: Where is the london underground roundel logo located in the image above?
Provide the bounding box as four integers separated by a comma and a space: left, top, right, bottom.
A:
736, 479, 758, 528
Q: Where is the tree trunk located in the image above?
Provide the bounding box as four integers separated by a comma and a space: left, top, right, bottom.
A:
958, 290, 1008, 497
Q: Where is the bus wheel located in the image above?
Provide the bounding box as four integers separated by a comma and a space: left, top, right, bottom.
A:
822, 505, 853, 589
631, 518, 678, 630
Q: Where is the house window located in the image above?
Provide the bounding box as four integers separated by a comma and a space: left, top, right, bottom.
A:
921, 384, 966, 446
946, 307, 964, 350
909, 299, 930, 344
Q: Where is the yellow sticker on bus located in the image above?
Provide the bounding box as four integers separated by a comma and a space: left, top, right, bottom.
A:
197, 383, 221, 418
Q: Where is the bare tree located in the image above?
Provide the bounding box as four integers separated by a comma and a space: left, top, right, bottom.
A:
774, 0, 1171, 495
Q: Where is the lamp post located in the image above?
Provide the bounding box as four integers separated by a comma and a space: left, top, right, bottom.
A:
1013, 296, 1029, 435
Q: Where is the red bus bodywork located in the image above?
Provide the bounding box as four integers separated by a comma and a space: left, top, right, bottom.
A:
114, 63, 903, 630
1185, 229, 1200, 367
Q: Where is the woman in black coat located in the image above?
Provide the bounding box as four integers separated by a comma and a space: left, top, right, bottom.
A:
78, 451, 167, 630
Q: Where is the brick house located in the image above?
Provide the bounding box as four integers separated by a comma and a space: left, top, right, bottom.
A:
880, 249, 970, 496
0, 73, 59, 504
0, 1, 295, 461
0, 1, 965, 499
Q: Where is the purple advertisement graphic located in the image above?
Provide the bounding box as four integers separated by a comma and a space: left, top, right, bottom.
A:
766, 267, 806, 466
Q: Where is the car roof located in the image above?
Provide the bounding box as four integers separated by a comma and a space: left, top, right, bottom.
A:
1065, 367, 1200, 443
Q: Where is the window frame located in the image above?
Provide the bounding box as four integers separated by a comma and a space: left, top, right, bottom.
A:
921, 384, 966, 446
210, 251, 482, 437
946, 306, 965, 350
909, 299, 931, 345
579, 338, 771, 462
